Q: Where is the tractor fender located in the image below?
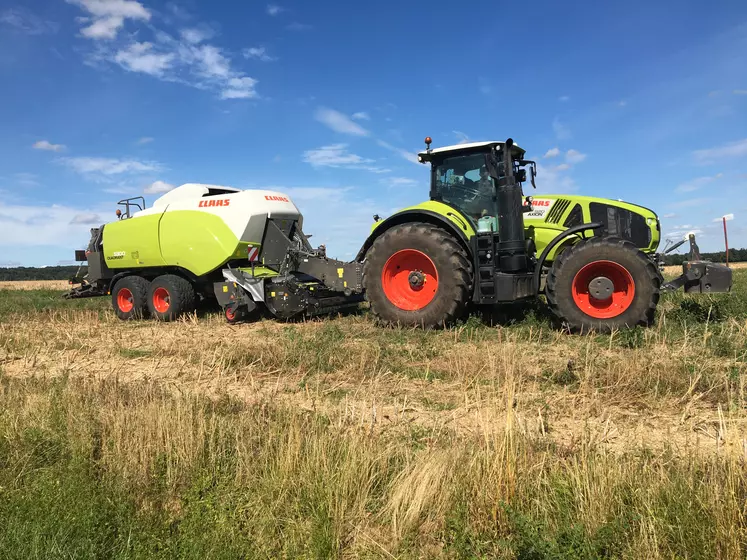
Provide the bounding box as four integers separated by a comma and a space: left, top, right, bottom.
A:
355, 208, 473, 263
534, 222, 604, 293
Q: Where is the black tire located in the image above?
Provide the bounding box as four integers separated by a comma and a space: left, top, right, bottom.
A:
147, 274, 196, 322
111, 276, 150, 320
362, 222, 472, 328
545, 236, 660, 334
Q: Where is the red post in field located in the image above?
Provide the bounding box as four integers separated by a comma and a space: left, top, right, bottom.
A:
723, 217, 729, 267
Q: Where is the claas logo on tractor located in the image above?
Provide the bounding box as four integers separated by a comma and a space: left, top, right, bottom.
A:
198, 199, 231, 208
264, 195, 289, 202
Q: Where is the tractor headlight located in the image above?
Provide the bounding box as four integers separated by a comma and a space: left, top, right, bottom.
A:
647, 218, 654, 225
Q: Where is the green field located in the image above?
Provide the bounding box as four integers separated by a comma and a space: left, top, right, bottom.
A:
0, 272, 745, 559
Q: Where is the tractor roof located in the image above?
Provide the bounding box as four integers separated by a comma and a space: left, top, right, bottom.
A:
417, 140, 526, 163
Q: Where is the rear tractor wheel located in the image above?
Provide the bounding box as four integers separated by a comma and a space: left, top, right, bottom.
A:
545, 236, 660, 333
147, 274, 196, 322
111, 276, 150, 320
362, 222, 472, 328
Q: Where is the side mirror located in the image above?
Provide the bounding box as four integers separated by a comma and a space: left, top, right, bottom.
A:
516, 169, 527, 182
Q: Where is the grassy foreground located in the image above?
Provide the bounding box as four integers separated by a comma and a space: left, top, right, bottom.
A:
0, 271, 745, 559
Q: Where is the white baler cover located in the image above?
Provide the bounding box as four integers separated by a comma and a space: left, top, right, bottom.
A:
137, 183, 304, 244
151, 183, 241, 208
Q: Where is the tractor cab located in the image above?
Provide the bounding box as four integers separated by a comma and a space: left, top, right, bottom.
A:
417, 138, 536, 232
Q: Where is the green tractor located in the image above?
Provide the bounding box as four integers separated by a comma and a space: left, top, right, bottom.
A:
355, 137, 731, 332
66, 137, 731, 333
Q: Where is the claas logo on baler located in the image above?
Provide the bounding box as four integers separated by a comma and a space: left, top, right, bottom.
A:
198, 199, 231, 208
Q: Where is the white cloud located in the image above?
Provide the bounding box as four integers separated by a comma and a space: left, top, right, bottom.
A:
144, 180, 174, 194
351, 112, 370, 121
70, 5, 260, 101
559, 96, 570, 102
565, 149, 587, 164
387, 177, 418, 187
33, 140, 66, 152
0, 202, 110, 250
534, 163, 578, 194
376, 140, 419, 165
671, 197, 709, 208
220, 77, 258, 99
618, 100, 628, 107
60, 156, 163, 178
136, 136, 154, 145
552, 117, 571, 140
70, 212, 102, 225
14, 173, 39, 187
693, 138, 747, 164
543, 147, 560, 158
733, 90, 747, 95
303, 144, 388, 173
180, 28, 211, 44
243, 47, 276, 62
114, 42, 175, 76
266, 4, 283, 15
675, 173, 722, 193
713, 213, 735, 222
554, 163, 570, 171
0, 8, 58, 35
67, 0, 151, 40
453, 131, 470, 144
662, 213, 677, 219
314, 107, 369, 136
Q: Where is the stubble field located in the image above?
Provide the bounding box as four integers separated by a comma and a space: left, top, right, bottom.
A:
0, 269, 745, 559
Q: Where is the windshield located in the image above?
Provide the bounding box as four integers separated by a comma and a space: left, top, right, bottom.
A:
433, 153, 497, 222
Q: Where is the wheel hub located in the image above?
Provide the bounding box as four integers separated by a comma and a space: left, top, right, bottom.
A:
381, 249, 439, 311
408, 270, 425, 289
588, 276, 614, 301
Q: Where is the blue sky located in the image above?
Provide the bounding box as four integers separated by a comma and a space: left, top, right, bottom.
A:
1, 0, 746, 266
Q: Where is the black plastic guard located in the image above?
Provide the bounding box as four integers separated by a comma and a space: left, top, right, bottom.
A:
662, 262, 733, 293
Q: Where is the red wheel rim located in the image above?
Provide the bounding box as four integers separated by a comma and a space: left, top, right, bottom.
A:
152, 287, 170, 313
225, 307, 236, 321
571, 260, 635, 319
117, 288, 134, 313
381, 249, 439, 311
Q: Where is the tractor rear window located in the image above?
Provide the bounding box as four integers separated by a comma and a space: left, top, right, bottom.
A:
589, 202, 650, 248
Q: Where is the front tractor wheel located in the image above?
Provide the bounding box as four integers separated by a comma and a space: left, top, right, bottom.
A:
363, 223, 472, 328
545, 236, 660, 333
147, 274, 196, 321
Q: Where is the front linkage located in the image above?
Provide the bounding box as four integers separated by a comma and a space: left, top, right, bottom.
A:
654, 233, 732, 294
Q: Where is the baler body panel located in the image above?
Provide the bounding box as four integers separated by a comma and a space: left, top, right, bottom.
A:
100, 187, 302, 277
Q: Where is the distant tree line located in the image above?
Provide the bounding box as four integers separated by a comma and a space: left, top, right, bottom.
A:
0, 266, 82, 281
661, 248, 747, 266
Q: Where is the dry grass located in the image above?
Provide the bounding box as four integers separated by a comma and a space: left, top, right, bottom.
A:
0, 280, 71, 291
0, 272, 745, 557
0, 305, 744, 458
